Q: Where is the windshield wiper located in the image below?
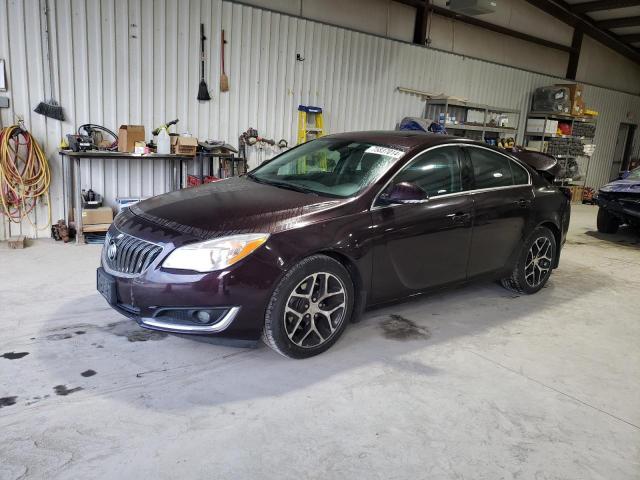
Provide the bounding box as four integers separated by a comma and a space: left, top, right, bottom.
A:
247, 173, 319, 195
265, 180, 318, 195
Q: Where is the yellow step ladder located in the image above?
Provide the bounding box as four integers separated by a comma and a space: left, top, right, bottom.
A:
297, 105, 324, 144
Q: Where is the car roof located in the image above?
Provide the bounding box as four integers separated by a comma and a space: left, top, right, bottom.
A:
322, 130, 485, 150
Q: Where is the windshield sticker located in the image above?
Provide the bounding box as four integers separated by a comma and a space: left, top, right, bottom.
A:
365, 146, 405, 159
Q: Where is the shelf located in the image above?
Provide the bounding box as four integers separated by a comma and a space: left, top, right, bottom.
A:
428, 97, 520, 114
525, 132, 594, 139
444, 123, 517, 134
528, 112, 597, 123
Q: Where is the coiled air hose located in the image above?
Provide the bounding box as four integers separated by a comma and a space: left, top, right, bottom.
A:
0, 125, 52, 229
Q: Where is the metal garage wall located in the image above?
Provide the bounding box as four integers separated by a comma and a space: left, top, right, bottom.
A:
1, 0, 639, 240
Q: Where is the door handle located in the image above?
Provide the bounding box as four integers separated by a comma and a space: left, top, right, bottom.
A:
447, 212, 471, 223
516, 199, 531, 208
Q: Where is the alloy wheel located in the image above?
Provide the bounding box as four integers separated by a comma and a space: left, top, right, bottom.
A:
284, 272, 347, 348
525, 236, 553, 288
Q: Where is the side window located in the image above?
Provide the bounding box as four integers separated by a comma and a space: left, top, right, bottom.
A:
511, 161, 530, 185
467, 147, 514, 188
391, 147, 462, 197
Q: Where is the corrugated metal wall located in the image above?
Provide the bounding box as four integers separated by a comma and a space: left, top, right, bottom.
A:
1, 0, 639, 240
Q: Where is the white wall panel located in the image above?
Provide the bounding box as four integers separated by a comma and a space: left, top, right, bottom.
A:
0, 0, 639, 240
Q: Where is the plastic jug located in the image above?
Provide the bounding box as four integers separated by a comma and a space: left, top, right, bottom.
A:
156, 127, 171, 154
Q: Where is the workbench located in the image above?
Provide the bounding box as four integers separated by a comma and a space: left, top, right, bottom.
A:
59, 151, 193, 244
59, 150, 247, 244
195, 150, 247, 181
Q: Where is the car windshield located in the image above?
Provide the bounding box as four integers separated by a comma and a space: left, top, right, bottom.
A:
247, 138, 405, 198
626, 167, 640, 180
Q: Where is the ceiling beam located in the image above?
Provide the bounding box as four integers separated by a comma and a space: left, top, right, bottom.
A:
566, 28, 584, 78
395, 0, 573, 52
413, 0, 429, 44
571, 0, 640, 12
430, 4, 574, 51
619, 33, 640, 41
598, 15, 640, 28
524, 0, 640, 64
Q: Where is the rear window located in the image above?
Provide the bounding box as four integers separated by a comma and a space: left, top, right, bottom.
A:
467, 147, 513, 188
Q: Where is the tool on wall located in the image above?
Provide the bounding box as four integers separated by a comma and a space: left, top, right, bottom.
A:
34, 0, 65, 121
220, 30, 229, 92
0, 123, 52, 228
197, 23, 211, 101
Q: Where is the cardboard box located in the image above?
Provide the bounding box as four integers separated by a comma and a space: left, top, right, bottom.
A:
118, 125, 145, 153
170, 134, 179, 154
82, 223, 111, 233
526, 119, 558, 134
175, 136, 198, 156
568, 186, 584, 203
556, 83, 584, 117
82, 206, 113, 225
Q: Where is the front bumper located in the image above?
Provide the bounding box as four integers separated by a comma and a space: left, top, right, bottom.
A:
597, 193, 640, 223
97, 234, 286, 342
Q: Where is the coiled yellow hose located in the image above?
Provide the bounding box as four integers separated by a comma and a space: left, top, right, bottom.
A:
0, 125, 52, 229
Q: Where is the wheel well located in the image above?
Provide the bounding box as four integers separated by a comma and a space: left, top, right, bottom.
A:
540, 221, 561, 267
318, 250, 362, 292
317, 250, 366, 321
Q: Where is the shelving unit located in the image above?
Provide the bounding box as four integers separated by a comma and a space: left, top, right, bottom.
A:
424, 97, 520, 144
523, 112, 597, 187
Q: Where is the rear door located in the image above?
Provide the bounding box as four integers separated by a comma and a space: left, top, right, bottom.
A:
464, 146, 534, 277
370, 146, 474, 303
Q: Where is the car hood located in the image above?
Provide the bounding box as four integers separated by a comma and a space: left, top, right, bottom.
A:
600, 178, 640, 194
127, 177, 349, 240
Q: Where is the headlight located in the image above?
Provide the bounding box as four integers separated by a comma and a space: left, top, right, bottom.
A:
162, 233, 269, 272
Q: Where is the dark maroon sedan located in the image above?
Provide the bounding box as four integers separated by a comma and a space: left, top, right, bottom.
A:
97, 131, 570, 358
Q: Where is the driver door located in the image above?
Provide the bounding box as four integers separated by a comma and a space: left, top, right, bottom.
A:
370, 146, 474, 303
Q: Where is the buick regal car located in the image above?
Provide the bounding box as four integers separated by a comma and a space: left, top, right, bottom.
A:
596, 167, 640, 233
97, 132, 570, 358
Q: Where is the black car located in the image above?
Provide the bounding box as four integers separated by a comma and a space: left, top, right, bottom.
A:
596, 167, 640, 233
98, 132, 570, 358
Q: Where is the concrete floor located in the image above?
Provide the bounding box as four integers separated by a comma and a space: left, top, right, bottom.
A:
0, 204, 638, 479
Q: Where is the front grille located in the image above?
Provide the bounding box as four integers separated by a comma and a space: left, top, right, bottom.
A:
104, 232, 163, 275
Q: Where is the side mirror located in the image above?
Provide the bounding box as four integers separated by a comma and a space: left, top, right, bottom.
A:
379, 182, 429, 205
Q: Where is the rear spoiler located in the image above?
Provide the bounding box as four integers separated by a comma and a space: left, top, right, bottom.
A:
510, 150, 560, 183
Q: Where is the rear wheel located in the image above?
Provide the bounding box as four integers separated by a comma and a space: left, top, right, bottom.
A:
501, 226, 556, 295
262, 255, 354, 359
597, 207, 619, 233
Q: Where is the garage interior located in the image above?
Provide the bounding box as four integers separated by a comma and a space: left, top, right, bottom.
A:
1, 0, 639, 478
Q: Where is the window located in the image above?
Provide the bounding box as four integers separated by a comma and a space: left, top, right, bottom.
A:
389, 147, 462, 197
467, 148, 513, 189
511, 161, 530, 185
249, 139, 403, 198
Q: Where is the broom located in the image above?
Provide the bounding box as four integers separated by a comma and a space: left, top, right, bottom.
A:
197, 23, 211, 101
220, 30, 229, 92
34, 0, 65, 121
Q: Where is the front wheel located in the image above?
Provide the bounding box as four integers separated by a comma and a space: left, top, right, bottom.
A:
501, 226, 556, 295
262, 255, 354, 359
597, 207, 619, 233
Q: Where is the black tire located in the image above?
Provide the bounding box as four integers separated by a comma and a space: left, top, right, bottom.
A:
262, 255, 354, 359
597, 207, 619, 234
500, 226, 556, 295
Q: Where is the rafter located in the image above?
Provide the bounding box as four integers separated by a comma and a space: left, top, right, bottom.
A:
598, 15, 640, 28
619, 33, 640, 41
572, 0, 640, 13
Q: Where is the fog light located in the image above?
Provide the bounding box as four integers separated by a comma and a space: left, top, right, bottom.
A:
195, 310, 211, 323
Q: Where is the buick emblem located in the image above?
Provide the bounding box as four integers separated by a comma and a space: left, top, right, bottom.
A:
107, 240, 117, 261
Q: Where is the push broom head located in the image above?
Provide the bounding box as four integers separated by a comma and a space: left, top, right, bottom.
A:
197, 80, 211, 101
34, 98, 65, 121
220, 72, 229, 92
